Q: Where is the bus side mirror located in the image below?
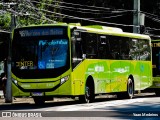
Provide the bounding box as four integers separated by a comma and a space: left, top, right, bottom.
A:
73, 31, 81, 42
82, 54, 86, 59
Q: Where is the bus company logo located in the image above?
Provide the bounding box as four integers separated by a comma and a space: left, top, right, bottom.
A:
2, 112, 11, 117
1, 112, 42, 117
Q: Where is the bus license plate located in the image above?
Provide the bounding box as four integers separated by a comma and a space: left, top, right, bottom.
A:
32, 92, 44, 96
156, 83, 160, 87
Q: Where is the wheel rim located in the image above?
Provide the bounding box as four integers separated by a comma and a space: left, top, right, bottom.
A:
85, 86, 90, 102
128, 80, 133, 96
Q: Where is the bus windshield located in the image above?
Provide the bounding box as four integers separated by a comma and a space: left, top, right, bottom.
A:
152, 41, 160, 77
38, 39, 68, 69
12, 26, 70, 79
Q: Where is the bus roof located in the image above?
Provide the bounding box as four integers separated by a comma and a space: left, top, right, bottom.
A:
67, 23, 150, 40
14, 23, 151, 40
73, 25, 150, 40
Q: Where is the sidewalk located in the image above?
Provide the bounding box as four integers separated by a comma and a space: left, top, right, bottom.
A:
0, 97, 35, 104
0, 95, 74, 104
0, 90, 35, 104
0, 90, 3, 97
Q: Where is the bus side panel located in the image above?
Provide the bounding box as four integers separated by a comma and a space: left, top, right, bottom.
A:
58, 78, 72, 95
84, 59, 111, 94
140, 61, 152, 90
110, 60, 131, 93
97, 61, 111, 93
132, 61, 152, 91
84, 60, 98, 94
133, 61, 141, 91
118, 61, 131, 92
110, 60, 121, 93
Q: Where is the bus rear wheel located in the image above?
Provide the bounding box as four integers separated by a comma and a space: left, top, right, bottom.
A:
126, 78, 134, 99
117, 78, 134, 99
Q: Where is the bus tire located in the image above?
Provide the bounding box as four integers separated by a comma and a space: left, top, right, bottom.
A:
155, 89, 160, 96
126, 78, 134, 99
79, 81, 95, 103
33, 97, 45, 104
117, 78, 134, 99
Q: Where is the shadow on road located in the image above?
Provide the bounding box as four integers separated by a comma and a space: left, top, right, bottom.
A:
0, 92, 159, 111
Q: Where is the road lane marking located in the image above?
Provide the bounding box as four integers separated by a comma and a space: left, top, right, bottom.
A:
45, 98, 145, 111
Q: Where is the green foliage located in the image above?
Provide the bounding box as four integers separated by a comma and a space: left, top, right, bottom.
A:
16, 0, 62, 27
0, 0, 62, 29
0, 13, 11, 30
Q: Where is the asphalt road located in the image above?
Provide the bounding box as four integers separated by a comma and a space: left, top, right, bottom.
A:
0, 92, 160, 119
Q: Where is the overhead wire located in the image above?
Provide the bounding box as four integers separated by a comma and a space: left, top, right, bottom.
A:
0, 0, 138, 34
7, 7, 56, 25
2, 0, 160, 35
15, 1, 56, 25
139, 11, 160, 31
44, 9, 127, 20
0, 0, 136, 28
145, 15, 160, 24
30, 0, 132, 22
21, 3, 138, 28
31, 0, 134, 15
43, 0, 135, 12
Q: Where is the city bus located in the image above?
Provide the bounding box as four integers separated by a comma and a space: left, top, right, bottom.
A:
150, 39, 160, 96
11, 23, 152, 104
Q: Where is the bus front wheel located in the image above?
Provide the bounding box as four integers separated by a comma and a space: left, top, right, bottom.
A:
155, 89, 160, 96
33, 97, 45, 104
79, 82, 95, 103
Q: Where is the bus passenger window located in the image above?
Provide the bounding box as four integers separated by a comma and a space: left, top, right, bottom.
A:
98, 36, 107, 59
129, 39, 139, 60
109, 37, 120, 60
119, 38, 130, 60
86, 33, 97, 59
139, 40, 151, 61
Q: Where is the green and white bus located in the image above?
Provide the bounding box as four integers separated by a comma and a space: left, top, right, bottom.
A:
11, 23, 152, 104
150, 39, 160, 96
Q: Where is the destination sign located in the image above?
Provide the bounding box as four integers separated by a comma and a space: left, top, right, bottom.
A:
16, 59, 33, 68
19, 28, 64, 37
152, 42, 160, 47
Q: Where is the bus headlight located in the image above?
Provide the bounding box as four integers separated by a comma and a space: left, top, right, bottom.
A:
60, 76, 69, 84
12, 78, 18, 85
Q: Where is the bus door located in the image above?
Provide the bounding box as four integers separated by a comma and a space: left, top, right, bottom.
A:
71, 30, 84, 95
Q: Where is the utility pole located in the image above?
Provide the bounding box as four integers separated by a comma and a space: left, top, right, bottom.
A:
5, 6, 16, 104
133, 0, 140, 33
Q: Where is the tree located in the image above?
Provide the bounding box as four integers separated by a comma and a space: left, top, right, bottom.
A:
16, 0, 62, 27
0, 0, 62, 29
0, 12, 11, 30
